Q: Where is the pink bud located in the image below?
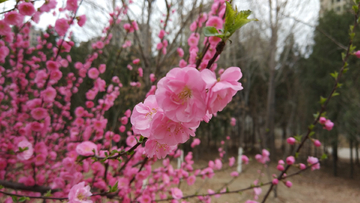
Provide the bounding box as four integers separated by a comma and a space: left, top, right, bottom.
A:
278, 160, 285, 165
314, 139, 321, 147
286, 156, 295, 165
355, 50, 360, 58
285, 181, 292, 188
324, 119, 334, 131
286, 137, 296, 145
272, 179, 279, 185
319, 117, 327, 124
299, 163, 306, 170
277, 164, 284, 171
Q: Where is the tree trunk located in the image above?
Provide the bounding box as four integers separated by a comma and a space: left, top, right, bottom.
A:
332, 141, 338, 176
350, 138, 354, 178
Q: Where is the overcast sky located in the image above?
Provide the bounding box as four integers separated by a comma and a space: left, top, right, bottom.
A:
0, 0, 320, 55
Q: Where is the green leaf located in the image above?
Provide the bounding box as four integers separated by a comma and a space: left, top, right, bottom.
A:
294, 135, 302, 143
224, 2, 257, 39
12, 196, 17, 202
319, 96, 327, 105
330, 71, 338, 80
139, 135, 145, 143
332, 91, 340, 97
337, 83, 343, 88
0, 0, 8, 4
295, 152, 299, 159
309, 131, 315, 137
226, 187, 230, 193
308, 124, 315, 131
110, 182, 118, 193
321, 153, 328, 160
313, 112, 319, 119
127, 150, 135, 155
342, 67, 349, 74
350, 45, 356, 53
341, 52, 346, 61
18, 197, 30, 202
44, 190, 52, 197
203, 26, 221, 37
352, 6, 359, 15
0, 185, 3, 189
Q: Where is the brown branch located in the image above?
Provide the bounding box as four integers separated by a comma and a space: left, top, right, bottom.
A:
0, 180, 60, 194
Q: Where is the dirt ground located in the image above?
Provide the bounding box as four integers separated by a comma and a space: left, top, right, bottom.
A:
179, 159, 360, 203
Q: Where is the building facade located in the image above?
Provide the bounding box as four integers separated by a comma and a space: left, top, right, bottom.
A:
319, 0, 351, 17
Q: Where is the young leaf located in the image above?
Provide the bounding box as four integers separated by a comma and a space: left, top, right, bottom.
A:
203, 26, 220, 37
321, 153, 328, 160
223, 2, 257, 39
44, 190, 52, 197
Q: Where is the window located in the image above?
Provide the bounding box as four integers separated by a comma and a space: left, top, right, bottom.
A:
336, 6, 341, 11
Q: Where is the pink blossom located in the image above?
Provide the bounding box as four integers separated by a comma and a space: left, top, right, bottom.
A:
68, 182, 92, 203
214, 159, 222, 170
253, 187, 262, 200
155, 67, 207, 124
55, 18, 69, 36
77, 15, 87, 27
230, 171, 239, 177
191, 138, 201, 148
285, 181, 292, 188
324, 119, 334, 131
156, 42, 163, 50
201, 67, 243, 114
150, 111, 195, 145
307, 156, 320, 171
319, 117, 327, 124
177, 48, 184, 57
230, 117, 236, 126
41, 86, 57, 103
17, 139, 33, 161
206, 16, 223, 29
133, 58, 140, 64
158, 29, 165, 39
66, 0, 78, 12
4, 11, 24, 26
314, 139, 321, 147
30, 106, 48, 120
179, 59, 187, 68
76, 141, 98, 156
35, 154, 47, 166
144, 139, 176, 159
287, 137, 296, 145
0, 20, 11, 35
130, 95, 159, 137
272, 179, 279, 185
277, 164, 284, 171
286, 156, 295, 165
171, 188, 183, 200
190, 21, 197, 31
138, 68, 143, 77
299, 163, 306, 170
88, 68, 99, 79
355, 50, 360, 58
99, 64, 106, 73
149, 73, 156, 82
18, 2, 36, 16
187, 175, 196, 185
119, 125, 125, 132
124, 109, 131, 117
241, 155, 249, 165
187, 35, 199, 47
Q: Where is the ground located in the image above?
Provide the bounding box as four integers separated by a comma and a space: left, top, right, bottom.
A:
179, 159, 360, 203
